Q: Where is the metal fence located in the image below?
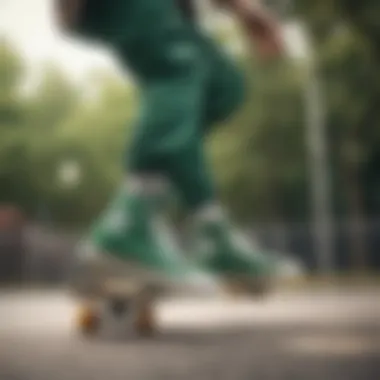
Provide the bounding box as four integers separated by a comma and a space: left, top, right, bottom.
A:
254, 219, 380, 272
1, 220, 379, 285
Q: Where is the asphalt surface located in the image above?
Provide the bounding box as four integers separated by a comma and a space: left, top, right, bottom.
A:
1, 287, 379, 380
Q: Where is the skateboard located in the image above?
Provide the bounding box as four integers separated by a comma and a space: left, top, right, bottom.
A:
74, 278, 164, 338
73, 274, 275, 338
69, 246, 169, 338
70, 243, 276, 338
70, 252, 228, 338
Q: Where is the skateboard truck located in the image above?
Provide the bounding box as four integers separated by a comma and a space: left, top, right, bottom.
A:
75, 280, 159, 338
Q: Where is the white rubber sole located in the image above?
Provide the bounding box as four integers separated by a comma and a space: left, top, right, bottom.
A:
68, 243, 225, 300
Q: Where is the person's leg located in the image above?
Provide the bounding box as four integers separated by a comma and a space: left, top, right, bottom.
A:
116, 10, 217, 210
73, 0, 223, 293
127, 78, 215, 210
75, 0, 240, 211
201, 35, 247, 132
183, 33, 277, 290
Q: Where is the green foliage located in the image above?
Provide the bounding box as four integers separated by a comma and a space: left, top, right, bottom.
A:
209, 59, 307, 222
0, 40, 136, 226
297, 1, 380, 219
1, 0, 379, 232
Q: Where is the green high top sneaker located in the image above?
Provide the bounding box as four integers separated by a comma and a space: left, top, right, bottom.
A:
189, 205, 277, 296
70, 177, 223, 298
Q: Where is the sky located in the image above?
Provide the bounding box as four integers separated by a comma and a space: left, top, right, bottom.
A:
0, 0, 121, 83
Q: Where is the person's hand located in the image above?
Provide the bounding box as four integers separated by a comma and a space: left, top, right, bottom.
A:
54, 0, 84, 31
252, 28, 285, 61
236, 1, 285, 62
212, 0, 286, 61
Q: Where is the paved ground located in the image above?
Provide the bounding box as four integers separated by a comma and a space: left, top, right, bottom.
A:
1, 287, 379, 380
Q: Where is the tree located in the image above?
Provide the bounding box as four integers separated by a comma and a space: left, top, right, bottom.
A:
296, 0, 380, 269
210, 59, 306, 225
0, 39, 36, 210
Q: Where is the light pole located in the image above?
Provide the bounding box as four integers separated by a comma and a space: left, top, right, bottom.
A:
284, 21, 335, 273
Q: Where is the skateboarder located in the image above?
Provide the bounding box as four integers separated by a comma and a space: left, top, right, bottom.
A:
55, 0, 284, 294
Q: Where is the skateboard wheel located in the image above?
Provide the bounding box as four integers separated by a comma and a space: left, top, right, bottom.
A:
135, 301, 155, 336
134, 288, 156, 336
105, 290, 156, 337
76, 304, 101, 336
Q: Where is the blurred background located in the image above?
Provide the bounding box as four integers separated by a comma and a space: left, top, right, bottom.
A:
1, 2, 380, 380
0, 0, 379, 284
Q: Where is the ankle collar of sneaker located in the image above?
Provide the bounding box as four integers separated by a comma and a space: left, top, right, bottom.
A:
127, 174, 171, 196
194, 203, 226, 223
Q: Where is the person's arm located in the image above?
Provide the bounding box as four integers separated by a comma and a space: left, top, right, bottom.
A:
54, 0, 86, 30
212, 0, 285, 60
